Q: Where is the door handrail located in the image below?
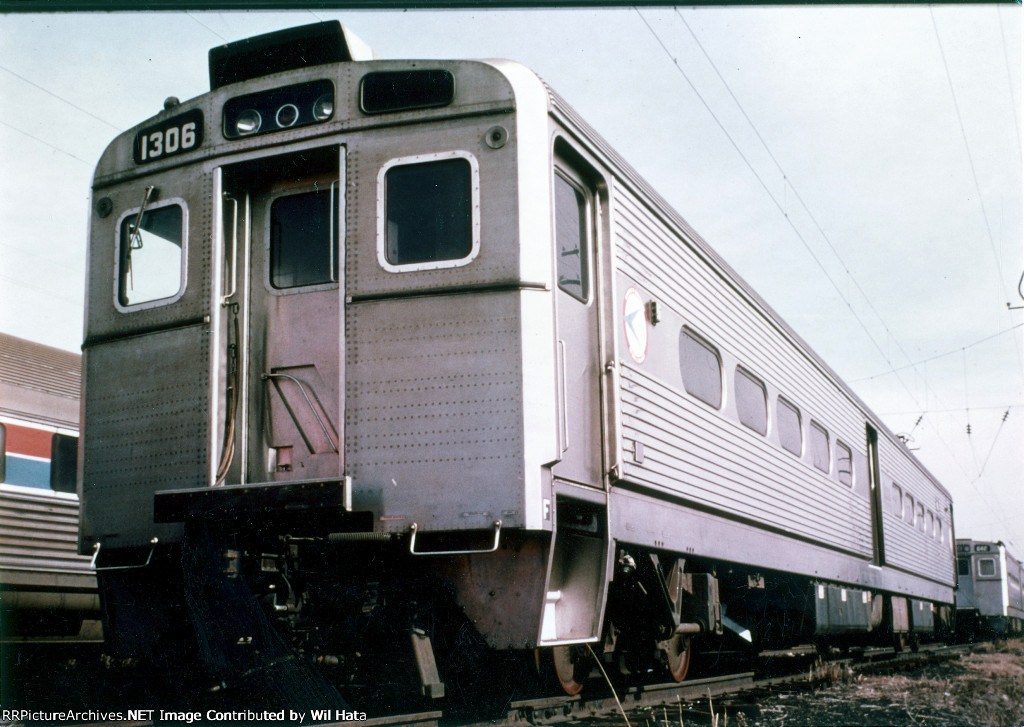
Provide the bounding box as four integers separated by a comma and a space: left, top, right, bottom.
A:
262, 372, 339, 453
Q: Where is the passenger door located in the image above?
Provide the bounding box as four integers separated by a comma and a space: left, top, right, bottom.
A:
551, 160, 603, 488
219, 146, 343, 486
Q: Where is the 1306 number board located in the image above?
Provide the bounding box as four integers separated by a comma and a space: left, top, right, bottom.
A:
134, 109, 204, 164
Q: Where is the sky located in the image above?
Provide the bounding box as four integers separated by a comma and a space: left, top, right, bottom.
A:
0, 6, 1021, 553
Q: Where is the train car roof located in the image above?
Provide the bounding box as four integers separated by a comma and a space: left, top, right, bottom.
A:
0, 332, 80, 429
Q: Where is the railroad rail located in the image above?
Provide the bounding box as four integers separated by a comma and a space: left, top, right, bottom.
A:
0, 643, 972, 727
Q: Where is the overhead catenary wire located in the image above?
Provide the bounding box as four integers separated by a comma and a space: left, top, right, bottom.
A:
0, 119, 92, 164
0, 240, 83, 275
996, 6, 1022, 164
963, 348, 980, 473
636, 10, 959, 455
673, 8, 1014, 429
635, 8, 1015, 530
974, 409, 1010, 481
632, 9, 906, 387
850, 323, 1024, 383
879, 403, 1023, 416
0, 272, 83, 306
186, 11, 229, 42
0, 63, 122, 132
930, 7, 1024, 374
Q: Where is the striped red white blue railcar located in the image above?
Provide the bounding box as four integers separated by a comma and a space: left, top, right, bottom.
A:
0, 332, 98, 642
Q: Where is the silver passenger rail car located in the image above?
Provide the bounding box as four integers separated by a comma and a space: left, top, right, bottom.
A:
0, 332, 99, 642
79, 22, 956, 704
955, 539, 1024, 639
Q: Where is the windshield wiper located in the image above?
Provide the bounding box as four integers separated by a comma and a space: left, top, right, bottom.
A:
125, 185, 156, 291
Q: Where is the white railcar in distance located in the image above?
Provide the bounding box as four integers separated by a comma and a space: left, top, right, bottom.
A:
955, 539, 1024, 639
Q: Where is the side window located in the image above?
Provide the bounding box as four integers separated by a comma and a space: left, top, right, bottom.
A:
118, 202, 185, 307
905, 494, 915, 525
554, 173, 590, 302
777, 397, 802, 456
892, 483, 904, 518
50, 434, 78, 495
679, 329, 722, 409
270, 185, 339, 289
809, 421, 830, 473
379, 153, 478, 271
978, 558, 997, 577
835, 441, 853, 486
916, 503, 925, 532
735, 368, 767, 435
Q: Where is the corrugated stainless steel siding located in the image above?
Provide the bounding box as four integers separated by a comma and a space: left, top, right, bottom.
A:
878, 436, 954, 585
615, 193, 855, 437
612, 185, 954, 588
620, 366, 870, 555
0, 487, 94, 587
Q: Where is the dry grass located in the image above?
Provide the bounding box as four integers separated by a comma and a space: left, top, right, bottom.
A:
606, 642, 1024, 726
805, 638, 1024, 727
943, 639, 1024, 727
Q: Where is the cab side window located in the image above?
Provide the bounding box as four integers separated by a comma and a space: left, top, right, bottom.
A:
118, 202, 185, 307
554, 173, 590, 302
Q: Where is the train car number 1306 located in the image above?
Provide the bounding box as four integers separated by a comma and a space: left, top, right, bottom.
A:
133, 109, 204, 164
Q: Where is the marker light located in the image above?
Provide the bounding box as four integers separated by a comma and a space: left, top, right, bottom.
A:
312, 94, 334, 121
276, 104, 300, 128
235, 109, 262, 136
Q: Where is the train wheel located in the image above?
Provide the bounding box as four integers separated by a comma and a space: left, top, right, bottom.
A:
662, 633, 693, 682
550, 645, 590, 695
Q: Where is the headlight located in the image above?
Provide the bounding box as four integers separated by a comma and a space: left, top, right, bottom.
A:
223, 80, 334, 139
312, 94, 334, 121
235, 109, 262, 136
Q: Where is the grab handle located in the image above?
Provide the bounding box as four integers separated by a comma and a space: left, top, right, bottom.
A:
221, 194, 239, 304
91, 537, 159, 571
408, 520, 502, 556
